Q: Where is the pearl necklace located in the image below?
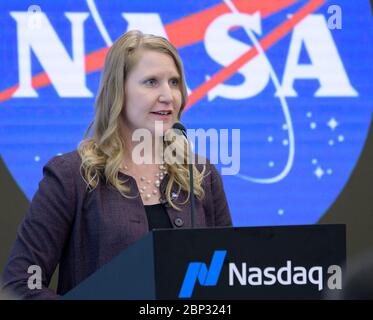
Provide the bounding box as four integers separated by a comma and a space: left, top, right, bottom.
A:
122, 164, 168, 200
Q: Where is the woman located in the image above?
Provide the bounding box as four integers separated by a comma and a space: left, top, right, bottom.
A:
1, 30, 232, 299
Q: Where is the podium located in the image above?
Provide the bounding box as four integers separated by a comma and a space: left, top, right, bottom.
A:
63, 224, 346, 300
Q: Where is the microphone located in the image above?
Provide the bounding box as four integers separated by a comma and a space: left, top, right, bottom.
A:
172, 122, 196, 228
172, 122, 187, 138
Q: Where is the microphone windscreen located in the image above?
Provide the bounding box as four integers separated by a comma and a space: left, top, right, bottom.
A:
172, 122, 187, 137
172, 122, 186, 133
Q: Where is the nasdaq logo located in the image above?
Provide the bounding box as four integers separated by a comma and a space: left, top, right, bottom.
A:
179, 250, 227, 298
179, 250, 343, 298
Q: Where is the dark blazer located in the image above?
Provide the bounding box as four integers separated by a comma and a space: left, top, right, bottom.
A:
1, 151, 232, 299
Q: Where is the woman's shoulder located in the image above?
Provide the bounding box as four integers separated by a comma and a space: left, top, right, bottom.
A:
43, 150, 85, 187
45, 150, 82, 171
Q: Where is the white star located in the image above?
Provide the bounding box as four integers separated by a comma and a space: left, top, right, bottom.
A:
282, 124, 288, 130
269, 161, 275, 167
306, 112, 312, 118
34, 155, 40, 162
312, 158, 318, 165
338, 135, 344, 142
278, 209, 284, 215
328, 118, 338, 130
267, 136, 273, 142
310, 122, 317, 129
314, 166, 325, 179
329, 140, 334, 146
282, 139, 289, 146
327, 169, 333, 175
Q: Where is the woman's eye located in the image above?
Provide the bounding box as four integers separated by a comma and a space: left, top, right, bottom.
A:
144, 79, 157, 86
170, 78, 179, 86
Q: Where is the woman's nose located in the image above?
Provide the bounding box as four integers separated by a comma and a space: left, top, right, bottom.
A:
158, 84, 173, 103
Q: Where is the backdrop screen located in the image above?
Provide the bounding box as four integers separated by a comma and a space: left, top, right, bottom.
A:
1, 0, 372, 226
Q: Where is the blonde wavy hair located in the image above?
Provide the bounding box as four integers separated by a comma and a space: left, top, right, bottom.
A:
78, 30, 206, 210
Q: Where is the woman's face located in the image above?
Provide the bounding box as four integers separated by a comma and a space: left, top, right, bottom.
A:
122, 49, 182, 137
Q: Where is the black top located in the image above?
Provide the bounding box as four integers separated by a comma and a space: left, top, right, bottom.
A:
144, 203, 173, 230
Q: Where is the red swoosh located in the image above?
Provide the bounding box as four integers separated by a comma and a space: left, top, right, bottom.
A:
166, 0, 299, 48
184, 0, 326, 110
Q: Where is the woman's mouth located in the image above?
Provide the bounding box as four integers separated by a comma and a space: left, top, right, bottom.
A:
150, 110, 172, 119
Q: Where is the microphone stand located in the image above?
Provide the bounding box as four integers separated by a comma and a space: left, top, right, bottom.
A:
187, 143, 195, 229
172, 123, 196, 228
